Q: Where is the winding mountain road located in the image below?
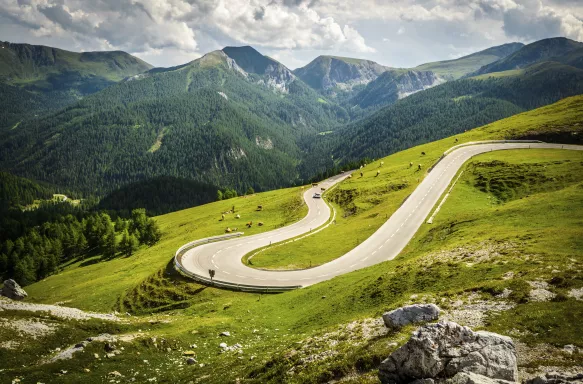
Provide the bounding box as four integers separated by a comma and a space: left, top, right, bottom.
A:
179, 142, 583, 289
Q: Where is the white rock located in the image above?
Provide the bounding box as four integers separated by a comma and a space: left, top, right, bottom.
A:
378, 321, 517, 384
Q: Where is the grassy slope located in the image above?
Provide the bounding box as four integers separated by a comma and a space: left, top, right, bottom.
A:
25, 186, 307, 311
7, 126, 583, 384
416, 54, 503, 79
251, 95, 583, 269
7, 96, 583, 384
0, 42, 152, 85
414, 42, 524, 79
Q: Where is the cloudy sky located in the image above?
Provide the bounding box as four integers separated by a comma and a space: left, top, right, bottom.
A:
1, 0, 582, 69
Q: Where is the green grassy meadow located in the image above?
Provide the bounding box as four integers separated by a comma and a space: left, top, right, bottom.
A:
24, 186, 307, 311
4, 96, 583, 383
250, 95, 583, 270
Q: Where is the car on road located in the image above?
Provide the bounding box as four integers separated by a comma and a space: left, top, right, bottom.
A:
313, 193, 321, 198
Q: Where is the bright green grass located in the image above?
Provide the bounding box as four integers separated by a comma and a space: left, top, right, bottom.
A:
415, 54, 503, 79
7, 98, 583, 383
249, 96, 583, 270
24, 187, 307, 311
471, 68, 524, 80
13, 148, 583, 383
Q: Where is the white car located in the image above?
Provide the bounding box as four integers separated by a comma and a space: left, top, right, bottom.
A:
313, 193, 321, 198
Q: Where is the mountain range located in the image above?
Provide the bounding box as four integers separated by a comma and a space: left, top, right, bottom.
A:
1, 37, 582, 197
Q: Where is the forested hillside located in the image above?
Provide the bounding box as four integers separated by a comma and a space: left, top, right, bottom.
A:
0, 41, 152, 94
305, 60, 583, 172
472, 37, 583, 76
0, 41, 152, 130
0, 50, 348, 194
0, 171, 55, 209
98, 176, 219, 216
415, 42, 524, 79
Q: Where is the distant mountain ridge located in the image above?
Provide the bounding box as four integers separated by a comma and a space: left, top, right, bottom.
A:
222, 46, 296, 93
0, 41, 152, 94
2, 37, 583, 197
349, 69, 445, 110
472, 38, 583, 76
293, 55, 390, 97
415, 42, 524, 79
0, 46, 348, 194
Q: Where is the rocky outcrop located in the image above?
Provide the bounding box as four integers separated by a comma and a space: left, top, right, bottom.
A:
1, 279, 27, 300
378, 321, 517, 384
382, 304, 440, 329
294, 55, 390, 94
351, 69, 444, 109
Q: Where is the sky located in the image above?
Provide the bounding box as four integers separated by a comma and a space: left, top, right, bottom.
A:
1, 0, 582, 70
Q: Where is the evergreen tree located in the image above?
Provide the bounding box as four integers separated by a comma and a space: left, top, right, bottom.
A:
120, 230, 139, 257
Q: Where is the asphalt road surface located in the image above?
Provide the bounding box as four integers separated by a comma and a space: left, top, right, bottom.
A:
180, 143, 583, 288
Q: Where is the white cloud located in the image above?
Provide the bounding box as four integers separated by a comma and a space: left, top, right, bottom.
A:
202, 1, 375, 53
0, 0, 582, 68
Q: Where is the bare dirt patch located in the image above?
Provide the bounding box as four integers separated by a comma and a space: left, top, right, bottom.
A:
0, 297, 119, 321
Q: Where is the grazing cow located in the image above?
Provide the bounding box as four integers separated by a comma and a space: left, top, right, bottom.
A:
421, 151, 426, 155
409, 162, 413, 167
235, 214, 240, 219
418, 164, 422, 170
257, 205, 263, 211
246, 221, 253, 228
376, 170, 380, 177
225, 227, 232, 233
258, 222, 264, 226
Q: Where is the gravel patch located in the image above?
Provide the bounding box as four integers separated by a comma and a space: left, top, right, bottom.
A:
418, 241, 529, 267
0, 340, 19, 349
441, 292, 515, 328
0, 318, 57, 339
0, 297, 118, 321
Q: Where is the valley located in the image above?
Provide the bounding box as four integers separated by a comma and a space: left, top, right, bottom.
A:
1, 28, 583, 384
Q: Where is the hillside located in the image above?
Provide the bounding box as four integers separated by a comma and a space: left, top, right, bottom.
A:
0, 41, 153, 130
0, 41, 152, 94
348, 69, 445, 111
472, 37, 583, 76
415, 42, 524, 79
0, 49, 348, 194
5, 96, 582, 383
98, 176, 219, 217
222, 46, 296, 93
309, 59, 583, 169
293, 55, 390, 98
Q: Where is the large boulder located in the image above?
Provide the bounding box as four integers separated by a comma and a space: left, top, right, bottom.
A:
378, 322, 517, 384
382, 304, 440, 329
1, 279, 27, 301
